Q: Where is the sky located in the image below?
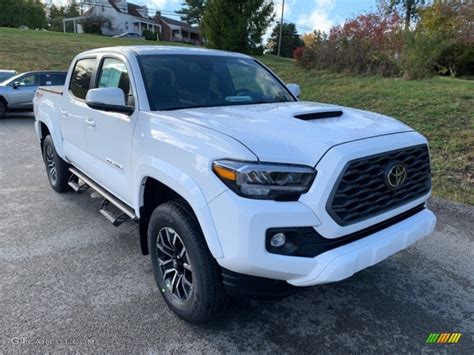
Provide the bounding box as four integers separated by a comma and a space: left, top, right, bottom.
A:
46, 0, 379, 34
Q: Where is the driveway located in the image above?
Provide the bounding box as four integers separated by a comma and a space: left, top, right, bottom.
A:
0, 114, 473, 353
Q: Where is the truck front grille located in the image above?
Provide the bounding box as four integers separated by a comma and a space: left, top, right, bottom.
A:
327, 145, 431, 225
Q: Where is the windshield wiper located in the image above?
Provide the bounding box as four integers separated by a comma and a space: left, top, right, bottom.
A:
161, 104, 214, 111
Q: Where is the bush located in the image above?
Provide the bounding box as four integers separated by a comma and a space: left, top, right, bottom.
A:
293, 46, 305, 61
295, 11, 402, 77
401, 1, 474, 79
82, 15, 111, 35
294, 1, 473, 79
437, 44, 474, 77
142, 29, 157, 41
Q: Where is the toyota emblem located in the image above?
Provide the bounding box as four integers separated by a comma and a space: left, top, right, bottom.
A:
386, 163, 407, 189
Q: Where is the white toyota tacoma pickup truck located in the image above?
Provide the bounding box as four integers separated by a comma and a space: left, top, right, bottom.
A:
34, 46, 436, 323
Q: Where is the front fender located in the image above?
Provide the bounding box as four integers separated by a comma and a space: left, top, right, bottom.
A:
134, 158, 225, 259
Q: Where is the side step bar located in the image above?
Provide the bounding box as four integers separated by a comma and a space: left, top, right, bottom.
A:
69, 167, 138, 223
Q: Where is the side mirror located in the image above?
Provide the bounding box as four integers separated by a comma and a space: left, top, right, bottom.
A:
85, 87, 133, 115
12, 81, 20, 89
287, 83, 301, 98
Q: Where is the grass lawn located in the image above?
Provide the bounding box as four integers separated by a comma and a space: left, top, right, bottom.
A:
1, 27, 472, 204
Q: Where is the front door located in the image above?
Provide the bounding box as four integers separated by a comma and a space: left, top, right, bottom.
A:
61, 57, 97, 170
84, 56, 137, 205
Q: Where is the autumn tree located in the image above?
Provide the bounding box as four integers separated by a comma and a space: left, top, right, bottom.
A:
296, 10, 402, 76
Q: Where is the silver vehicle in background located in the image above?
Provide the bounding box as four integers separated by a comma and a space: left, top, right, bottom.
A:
113, 32, 145, 40
0, 70, 18, 83
0, 71, 67, 118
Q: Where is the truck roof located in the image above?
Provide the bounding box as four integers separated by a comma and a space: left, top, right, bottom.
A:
79, 46, 251, 58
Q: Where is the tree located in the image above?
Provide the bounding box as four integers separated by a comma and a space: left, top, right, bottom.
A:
65, 0, 81, 18
50, 4, 65, 19
301, 32, 316, 48
176, 0, 207, 26
49, 4, 66, 32
201, 0, 274, 54
0, 0, 48, 29
267, 23, 304, 57
301, 30, 327, 48
387, 0, 425, 30
49, 2, 82, 32
401, 1, 474, 78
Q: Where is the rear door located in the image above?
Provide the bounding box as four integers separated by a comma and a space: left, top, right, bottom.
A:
7, 73, 41, 109
61, 57, 97, 170
83, 55, 137, 205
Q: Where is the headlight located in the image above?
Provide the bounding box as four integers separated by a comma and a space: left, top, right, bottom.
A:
212, 160, 316, 200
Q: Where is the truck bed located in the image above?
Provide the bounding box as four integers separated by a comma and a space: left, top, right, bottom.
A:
38, 86, 63, 95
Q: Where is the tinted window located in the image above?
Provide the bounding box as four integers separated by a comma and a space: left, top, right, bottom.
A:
138, 55, 294, 111
70, 58, 96, 99
17, 75, 41, 87
98, 58, 134, 106
42, 73, 66, 86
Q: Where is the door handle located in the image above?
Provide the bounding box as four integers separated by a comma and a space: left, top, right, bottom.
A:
60, 109, 68, 116
85, 118, 96, 128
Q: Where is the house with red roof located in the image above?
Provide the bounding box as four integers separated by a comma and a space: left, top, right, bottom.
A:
63, 0, 202, 45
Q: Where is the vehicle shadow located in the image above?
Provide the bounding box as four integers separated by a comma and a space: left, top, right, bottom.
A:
1, 112, 35, 120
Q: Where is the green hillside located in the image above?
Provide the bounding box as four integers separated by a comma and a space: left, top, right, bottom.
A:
0, 27, 472, 204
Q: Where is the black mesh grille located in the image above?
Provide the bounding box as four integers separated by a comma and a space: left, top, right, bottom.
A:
327, 145, 431, 225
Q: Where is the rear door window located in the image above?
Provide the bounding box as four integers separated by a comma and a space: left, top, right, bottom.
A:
69, 58, 96, 100
42, 73, 66, 86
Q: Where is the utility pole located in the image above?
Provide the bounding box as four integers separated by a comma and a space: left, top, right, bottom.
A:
277, 0, 285, 57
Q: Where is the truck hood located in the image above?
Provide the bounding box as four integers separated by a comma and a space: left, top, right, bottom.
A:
154, 101, 412, 166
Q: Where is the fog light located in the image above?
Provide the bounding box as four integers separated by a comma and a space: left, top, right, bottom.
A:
270, 232, 286, 248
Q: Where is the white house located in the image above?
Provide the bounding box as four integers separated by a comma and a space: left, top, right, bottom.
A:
64, 0, 160, 36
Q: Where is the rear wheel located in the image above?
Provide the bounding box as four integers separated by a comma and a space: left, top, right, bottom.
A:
148, 200, 226, 323
42, 135, 72, 193
0, 101, 6, 118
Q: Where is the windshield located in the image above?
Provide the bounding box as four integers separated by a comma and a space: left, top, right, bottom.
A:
138, 54, 295, 111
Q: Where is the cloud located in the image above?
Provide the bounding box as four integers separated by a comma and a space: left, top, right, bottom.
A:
263, 0, 296, 42
145, 0, 180, 10
274, 0, 294, 19
146, 0, 169, 8
297, 0, 336, 33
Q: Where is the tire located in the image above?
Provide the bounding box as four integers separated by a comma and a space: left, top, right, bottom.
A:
148, 199, 226, 323
0, 100, 6, 118
42, 135, 72, 193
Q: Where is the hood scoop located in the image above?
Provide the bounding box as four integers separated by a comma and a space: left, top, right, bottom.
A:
294, 110, 343, 121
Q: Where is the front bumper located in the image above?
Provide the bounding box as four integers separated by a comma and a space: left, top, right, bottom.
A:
208, 190, 436, 287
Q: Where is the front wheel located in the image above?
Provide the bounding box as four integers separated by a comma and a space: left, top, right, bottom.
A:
148, 200, 226, 323
42, 135, 72, 193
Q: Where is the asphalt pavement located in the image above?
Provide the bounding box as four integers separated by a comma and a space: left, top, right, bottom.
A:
0, 114, 473, 353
